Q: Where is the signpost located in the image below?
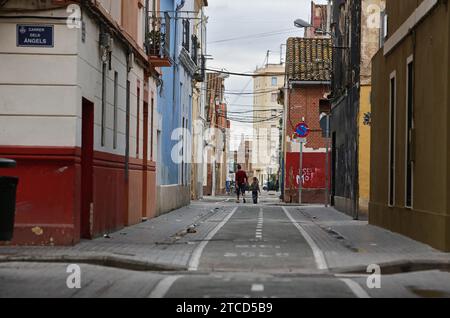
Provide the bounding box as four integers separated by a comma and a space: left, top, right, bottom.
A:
294, 122, 310, 204
17, 25, 54, 48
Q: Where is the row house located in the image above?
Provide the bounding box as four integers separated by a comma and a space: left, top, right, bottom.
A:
327, 0, 385, 218
155, 0, 207, 214
191, 0, 208, 200
252, 63, 285, 187
282, 37, 332, 204
0, 0, 162, 245
371, 0, 450, 251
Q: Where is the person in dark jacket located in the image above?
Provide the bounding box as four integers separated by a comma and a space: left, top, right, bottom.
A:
251, 177, 261, 204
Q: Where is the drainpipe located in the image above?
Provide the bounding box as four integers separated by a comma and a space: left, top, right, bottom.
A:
281, 79, 289, 202
173, 0, 185, 186
145, 0, 150, 40
173, 0, 186, 104
125, 50, 133, 180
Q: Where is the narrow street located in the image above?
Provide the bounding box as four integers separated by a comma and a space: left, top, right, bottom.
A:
1, 194, 450, 298
1, 0, 450, 303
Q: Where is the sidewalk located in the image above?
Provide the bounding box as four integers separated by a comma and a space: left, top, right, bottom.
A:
0, 202, 235, 271
285, 206, 450, 273
1, 202, 449, 273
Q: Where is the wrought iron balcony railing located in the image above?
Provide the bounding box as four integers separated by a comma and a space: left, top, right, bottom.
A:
145, 13, 172, 67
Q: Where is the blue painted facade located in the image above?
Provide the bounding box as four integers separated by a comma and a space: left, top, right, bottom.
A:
157, 0, 195, 188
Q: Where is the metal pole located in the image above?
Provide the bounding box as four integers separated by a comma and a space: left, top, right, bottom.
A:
298, 141, 303, 204
325, 115, 330, 207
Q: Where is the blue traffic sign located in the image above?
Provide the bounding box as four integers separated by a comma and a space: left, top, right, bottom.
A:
295, 122, 310, 138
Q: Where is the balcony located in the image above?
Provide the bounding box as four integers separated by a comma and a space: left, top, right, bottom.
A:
145, 14, 172, 67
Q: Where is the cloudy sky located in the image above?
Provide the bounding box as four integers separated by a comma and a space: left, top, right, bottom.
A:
205, 0, 328, 150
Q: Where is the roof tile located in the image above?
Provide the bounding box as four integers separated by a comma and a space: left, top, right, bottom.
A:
286, 37, 332, 81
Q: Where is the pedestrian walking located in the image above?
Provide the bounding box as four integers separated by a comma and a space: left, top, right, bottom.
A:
235, 165, 248, 203
251, 177, 261, 204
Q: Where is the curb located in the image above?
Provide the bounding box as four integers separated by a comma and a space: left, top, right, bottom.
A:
0, 254, 186, 272
331, 259, 450, 275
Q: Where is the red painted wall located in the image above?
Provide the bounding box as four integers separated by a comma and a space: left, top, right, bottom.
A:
0, 146, 157, 246
0, 147, 80, 245
285, 152, 331, 204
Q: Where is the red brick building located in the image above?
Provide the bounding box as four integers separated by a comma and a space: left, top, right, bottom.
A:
283, 37, 332, 203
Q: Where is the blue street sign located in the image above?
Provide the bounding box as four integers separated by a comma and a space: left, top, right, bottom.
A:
295, 122, 310, 138
17, 25, 54, 48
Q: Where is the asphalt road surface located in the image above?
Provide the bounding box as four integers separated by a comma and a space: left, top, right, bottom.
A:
1, 203, 450, 298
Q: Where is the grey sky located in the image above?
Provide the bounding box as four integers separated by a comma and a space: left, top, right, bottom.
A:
205, 0, 328, 150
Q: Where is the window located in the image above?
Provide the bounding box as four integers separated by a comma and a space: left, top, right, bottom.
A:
389, 72, 396, 207
271, 77, 278, 86
113, 72, 118, 149
101, 62, 107, 147
406, 57, 414, 208
271, 93, 277, 103
380, 11, 388, 47
182, 19, 190, 51
156, 130, 162, 184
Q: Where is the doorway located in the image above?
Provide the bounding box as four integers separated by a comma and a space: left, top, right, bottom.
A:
142, 101, 149, 220
81, 98, 94, 239
331, 132, 336, 206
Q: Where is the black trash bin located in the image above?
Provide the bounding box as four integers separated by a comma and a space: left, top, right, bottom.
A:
0, 159, 18, 241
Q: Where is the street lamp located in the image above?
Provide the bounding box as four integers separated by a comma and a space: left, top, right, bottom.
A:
294, 18, 311, 29
294, 18, 333, 37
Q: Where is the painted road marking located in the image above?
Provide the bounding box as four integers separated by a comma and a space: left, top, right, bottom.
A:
339, 278, 371, 298
282, 207, 328, 270
188, 207, 238, 271
255, 208, 264, 241
222, 252, 286, 258
251, 284, 265, 292
148, 275, 183, 298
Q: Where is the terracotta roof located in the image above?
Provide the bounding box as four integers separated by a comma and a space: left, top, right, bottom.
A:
286, 37, 332, 82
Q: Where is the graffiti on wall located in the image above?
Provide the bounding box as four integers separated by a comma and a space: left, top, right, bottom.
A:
285, 152, 330, 190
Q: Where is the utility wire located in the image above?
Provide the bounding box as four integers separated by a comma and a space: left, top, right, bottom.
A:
208, 28, 298, 44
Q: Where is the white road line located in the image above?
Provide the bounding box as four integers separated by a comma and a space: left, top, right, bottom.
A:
251, 284, 265, 292
255, 208, 264, 240
335, 274, 370, 278
282, 207, 328, 270
339, 278, 371, 298
148, 275, 183, 298
188, 207, 238, 271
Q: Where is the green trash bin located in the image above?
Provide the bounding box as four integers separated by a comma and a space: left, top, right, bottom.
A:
0, 159, 18, 241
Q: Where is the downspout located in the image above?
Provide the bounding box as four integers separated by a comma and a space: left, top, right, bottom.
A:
145, 0, 149, 33
281, 78, 289, 202
173, 0, 185, 186
173, 0, 185, 108
125, 50, 133, 180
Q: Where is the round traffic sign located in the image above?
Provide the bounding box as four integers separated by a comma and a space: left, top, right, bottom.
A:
295, 122, 310, 138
